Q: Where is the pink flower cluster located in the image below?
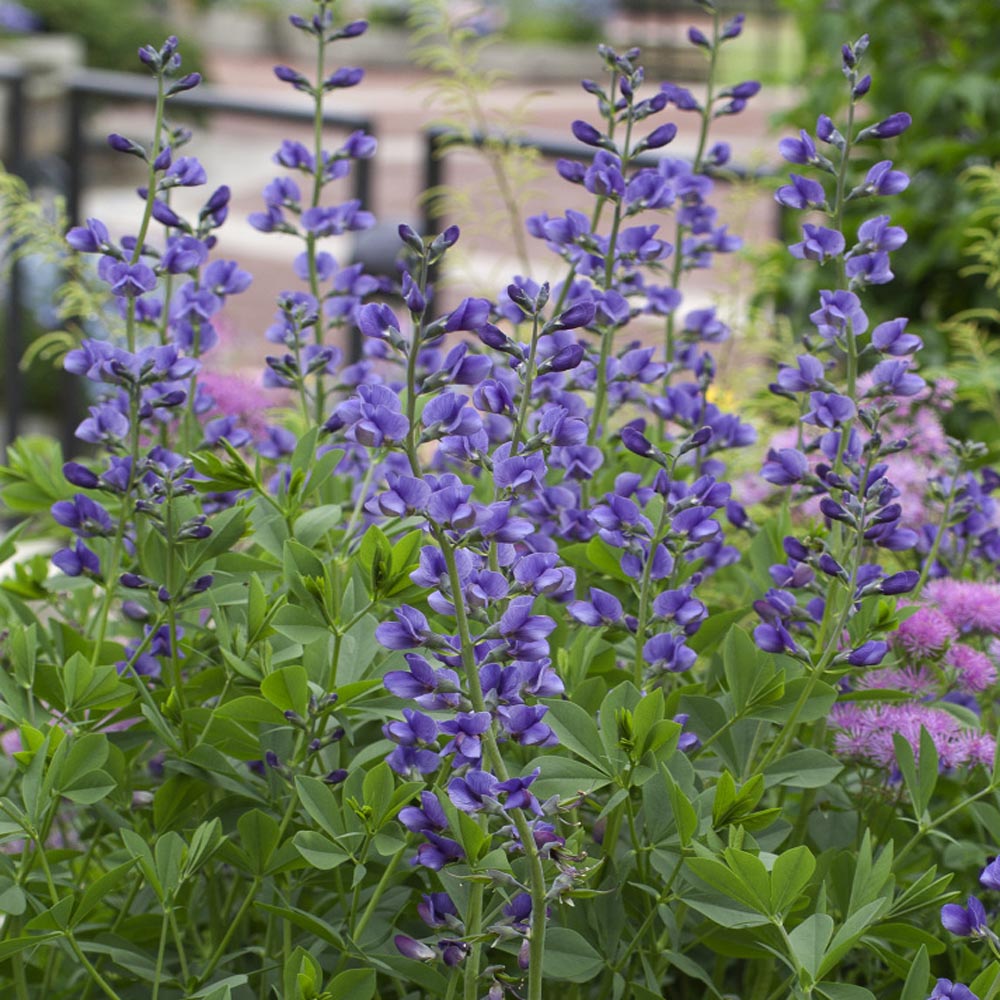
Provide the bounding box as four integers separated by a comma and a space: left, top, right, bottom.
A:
832, 581, 999, 775
830, 702, 994, 770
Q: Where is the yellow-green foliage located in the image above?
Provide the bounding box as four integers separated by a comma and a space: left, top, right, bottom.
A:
408, 0, 544, 277
0, 166, 105, 373
933, 164, 1000, 424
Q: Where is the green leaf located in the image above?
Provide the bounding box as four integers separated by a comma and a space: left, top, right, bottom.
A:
542, 698, 609, 772
816, 985, 877, 1000
271, 604, 331, 645
584, 536, 630, 582
763, 749, 843, 788
260, 665, 310, 718
327, 968, 376, 1000
362, 761, 395, 827
770, 845, 815, 917
787, 913, 834, 982
970, 962, 1000, 1000
293, 831, 350, 870
686, 857, 767, 914
293, 504, 342, 547
238, 809, 281, 876
0, 933, 59, 960
542, 927, 604, 982
529, 756, 612, 801
295, 776, 344, 840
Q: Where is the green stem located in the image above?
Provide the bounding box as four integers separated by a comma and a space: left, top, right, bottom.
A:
152, 911, 170, 1000
914, 471, 961, 595
510, 313, 542, 452
352, 842, 410, 942
633, 497, 672, 685
462, 881, 484, 1000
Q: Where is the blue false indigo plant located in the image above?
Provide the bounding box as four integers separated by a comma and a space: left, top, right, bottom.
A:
0, 4, 997, 1000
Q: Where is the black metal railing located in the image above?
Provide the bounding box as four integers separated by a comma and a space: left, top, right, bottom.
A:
1, 65, 376, 449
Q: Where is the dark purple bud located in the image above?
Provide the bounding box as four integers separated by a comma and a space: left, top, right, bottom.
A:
622, 426, 653, 457
880, 570, 919, 595
108, 133, 146, 159
571, 120, 604, 147
395, 935, 436, 961
847, 640, 888, 666
864, 113, 912, 139
545, 343, 585, 373
552, 299, 596, 330
324, 768, 349, 785
341, 19, 368, 37
166, 73, 201, 96
853, 74, 871, 98
721, 14, 744, 39
819, 498, 851, 523
556, 158, 586, 183
816, 114, 835, 142
265, 750, 280, 768
63, 462, 100, 489
644, 123, 678, 149
688, 26, 711, 48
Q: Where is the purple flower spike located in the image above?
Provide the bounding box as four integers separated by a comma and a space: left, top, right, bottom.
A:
941, 896, 990, 938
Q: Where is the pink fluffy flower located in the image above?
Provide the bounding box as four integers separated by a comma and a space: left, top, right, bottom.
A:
946, 643, 998, 693
855, 665, 937, 698
925, 579, 1000, 634
893, 607, 957, 658
830, 701, 994, 771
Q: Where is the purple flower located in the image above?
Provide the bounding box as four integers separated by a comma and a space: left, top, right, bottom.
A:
929, 980, 979, 1000
803, 391, 856, 428
51, 495, 114, 537
940, 896, 990, 938
376, 606, 433, 650
863, 112, 912, 139
165, 156, 207, 187
441, 711, 492, 767
447, 769, 500, 813
394, 936, 436, 962
497, 704, 558, 746
66, 217, 110, 253
868, 359, 925, 397
106, 261, 157, 298
761, 448, 808, 486
571, 120, 604, 147
810, 289, 868, 340
643, 633, 697, 673
860, 160, 910, 197
871, 318, 921, 355
776, 354, 827, 393
398, 790, 448, 834
52, 539, 100, 577
856, 214, 907, 252
327, 385, 409, 446
790, 225, 845, 264
981, 858, 1000, 891
846, 641, 888, 666
568, 588, 623, 626
776, 174, 827, 210
846, 251, 894, 286
778, 130, 819, 165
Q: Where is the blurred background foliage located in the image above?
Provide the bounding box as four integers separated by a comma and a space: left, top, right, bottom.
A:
774, 0, 1000, 361
1, 0, 203, 75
